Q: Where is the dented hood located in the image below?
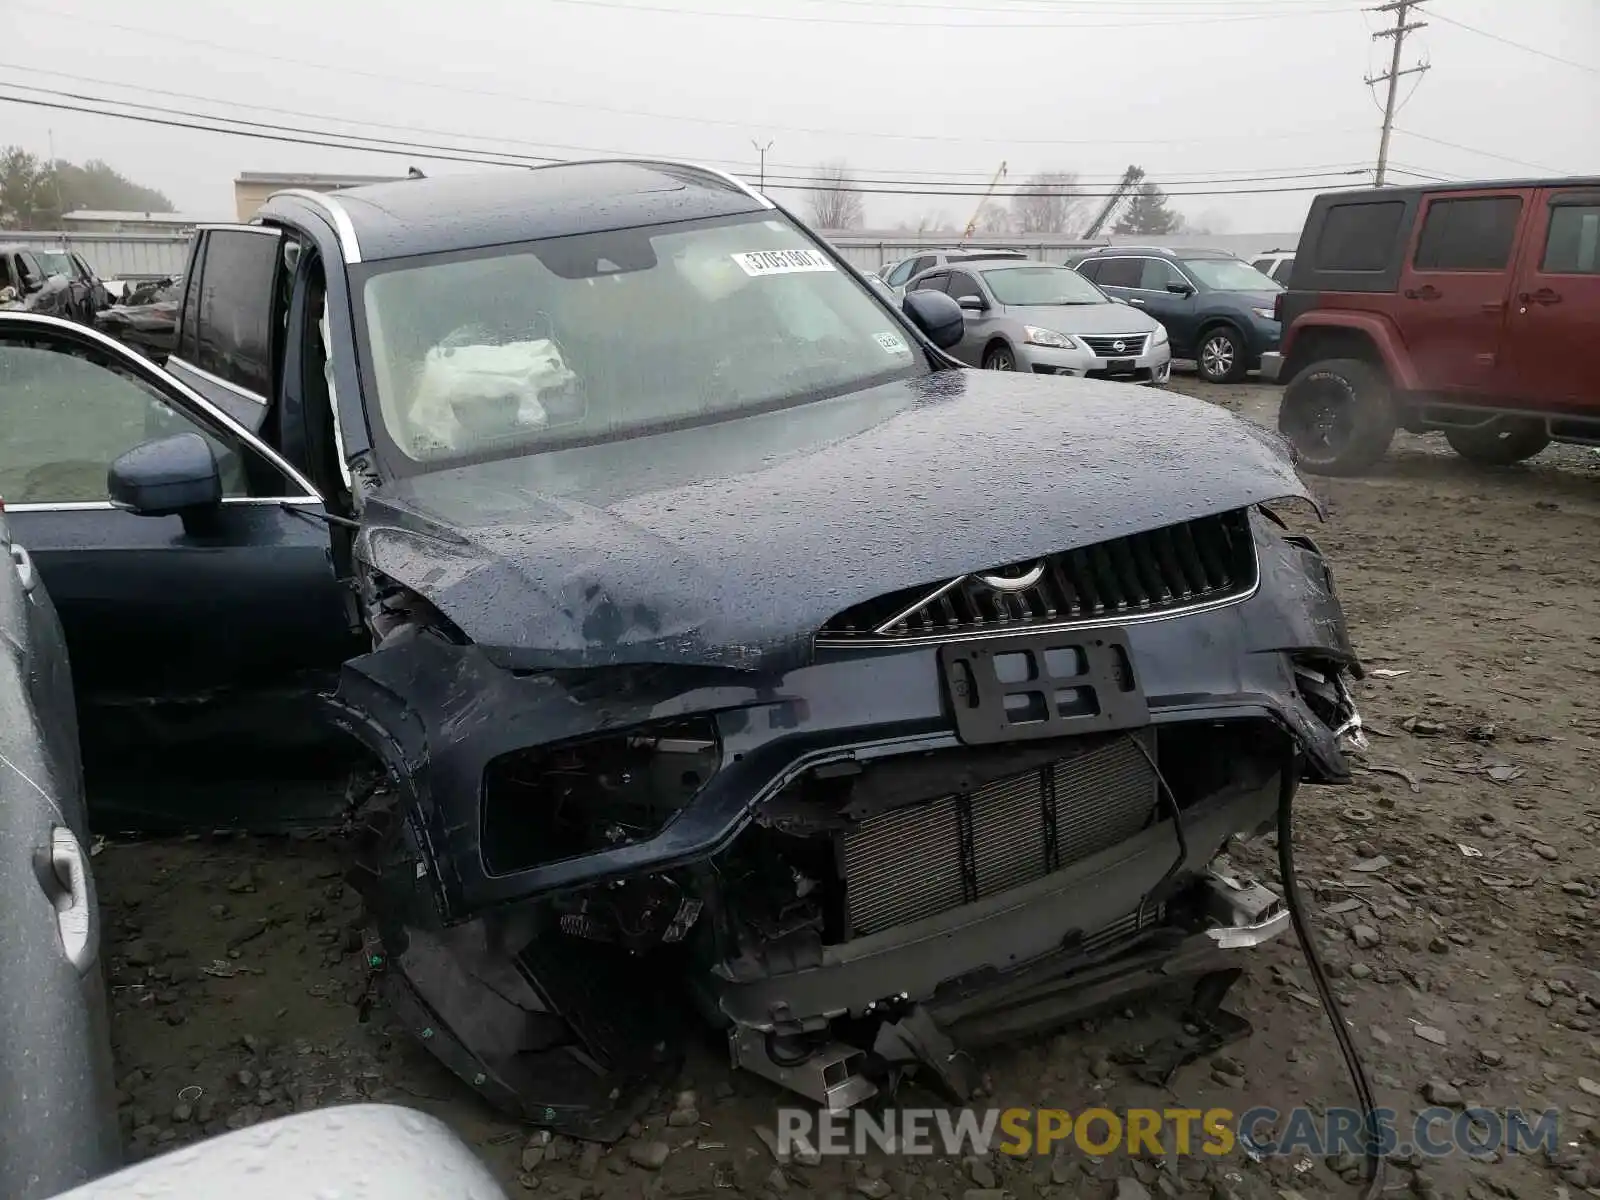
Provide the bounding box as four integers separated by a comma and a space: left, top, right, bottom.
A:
358, 370, 1310, 671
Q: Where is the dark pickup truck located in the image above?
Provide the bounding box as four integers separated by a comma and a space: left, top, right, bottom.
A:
0, 160, 1363, 1139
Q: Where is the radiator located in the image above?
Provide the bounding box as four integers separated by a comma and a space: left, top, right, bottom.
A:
840, 735, 1157, 937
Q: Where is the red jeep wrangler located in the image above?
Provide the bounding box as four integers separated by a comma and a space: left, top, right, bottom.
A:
1265, 179, 1599, 475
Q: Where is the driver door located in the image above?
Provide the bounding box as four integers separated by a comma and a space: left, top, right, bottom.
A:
0, 315, 362, 798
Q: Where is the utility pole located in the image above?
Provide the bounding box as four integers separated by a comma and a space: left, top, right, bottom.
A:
1366, 0, 1430, 187
750, 139, 774, 192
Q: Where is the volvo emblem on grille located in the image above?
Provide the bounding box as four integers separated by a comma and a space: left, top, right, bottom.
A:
977, 562, 1046, 592
1111, 340, 1127, 353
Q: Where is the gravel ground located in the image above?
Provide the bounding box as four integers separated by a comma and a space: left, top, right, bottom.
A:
95, 369, 1600, 1199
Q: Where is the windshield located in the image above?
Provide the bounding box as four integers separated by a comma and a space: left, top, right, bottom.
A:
981, 266, 1106, 306
36, 252, 73, 276
1181, 258, 1283, 292
359, 213, 922, 467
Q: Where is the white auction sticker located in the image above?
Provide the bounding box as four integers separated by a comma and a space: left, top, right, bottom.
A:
873, 331, 911, 355
732, 248, 837, 276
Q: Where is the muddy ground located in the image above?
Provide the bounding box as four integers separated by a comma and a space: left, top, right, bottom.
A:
95, 370, 1600, 1199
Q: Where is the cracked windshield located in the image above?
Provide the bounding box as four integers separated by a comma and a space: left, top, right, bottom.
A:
0, 1, 1595, 1199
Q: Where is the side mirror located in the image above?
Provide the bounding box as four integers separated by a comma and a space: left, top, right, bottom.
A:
108, 432, 222, 524
22, 276, 44, 294
901, 290, 965, 351
1166, 281, 1196, 296
956, 295, 987, 312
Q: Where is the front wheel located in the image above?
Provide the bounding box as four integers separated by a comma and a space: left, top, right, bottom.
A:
982, 344, 1015, 371
1196, 326, 1247, 384
1443, 420, 1550, 465
1278, 358, 1397, 477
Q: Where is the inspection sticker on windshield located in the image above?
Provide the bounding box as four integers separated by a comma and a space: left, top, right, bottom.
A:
732, 248, 836, 276
874, 331, 911, 355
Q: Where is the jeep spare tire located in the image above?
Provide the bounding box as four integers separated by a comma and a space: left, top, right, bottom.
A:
1443, 419, 1551, 466
1278, 358, 1397, 477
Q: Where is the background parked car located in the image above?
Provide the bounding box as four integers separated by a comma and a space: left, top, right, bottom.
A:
1, 243, 76, 319
93, 275, 182, 362
0, 509, 120, 1200
1250, 250, 1296, 285
908, 259, 1171, 383
34, 248, 111, 323
878, 247, 1030, 296
1067, 246, 1282, 383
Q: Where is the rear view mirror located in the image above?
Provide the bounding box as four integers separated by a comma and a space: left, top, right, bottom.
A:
109, 432, 222, 524
1166, 281, 1195, 296
901, 290, 965, 351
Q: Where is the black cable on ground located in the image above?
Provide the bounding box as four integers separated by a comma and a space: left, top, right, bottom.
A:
1276, 758, 1386, 1200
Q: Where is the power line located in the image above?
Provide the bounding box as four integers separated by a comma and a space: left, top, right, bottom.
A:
1, 64, 1392, 184
0, 75, 1386, 188
1390, 128, 1566, 175
536, 0, 1358, 26
13, 2, 1369, 146
1365, 0, 1430, 187
0, 88, 1373, 200
1428, 10, 1600, 75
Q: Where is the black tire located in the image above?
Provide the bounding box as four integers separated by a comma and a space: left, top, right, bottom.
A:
1278, 358, 1398, 477
1196, 324, 1247, 384
1443, 420, 1550, 466
982, 343, 1016, 371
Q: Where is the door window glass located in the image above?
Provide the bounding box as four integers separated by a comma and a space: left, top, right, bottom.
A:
195, 230, 280, 396
0, 339, 265, 504
1073, 259, 1101, 281
1541, 204, 1600, 275
1414, 197, 1523, 271
1093, 259, 1144, 289
1273, 259, 1294, 284
883, 259, 914, 287
947, 271, 983, 301
1139, 259, 1186, 290
911, 272, 950, 293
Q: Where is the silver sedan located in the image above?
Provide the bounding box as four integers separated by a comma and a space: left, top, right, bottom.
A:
907, 260, 1172, 385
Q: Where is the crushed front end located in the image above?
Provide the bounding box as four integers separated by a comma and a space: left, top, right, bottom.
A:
331, 504, 1362, 1139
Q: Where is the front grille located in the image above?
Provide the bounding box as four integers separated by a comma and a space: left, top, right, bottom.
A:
1080, 333, 1150, 358
817, 509, 1257, 645
840, 735, 1156, 937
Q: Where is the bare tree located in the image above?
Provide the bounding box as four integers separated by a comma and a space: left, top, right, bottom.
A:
807, 160, 866, 230
1010, 170, 1087, 235
974, 202, 1013, 235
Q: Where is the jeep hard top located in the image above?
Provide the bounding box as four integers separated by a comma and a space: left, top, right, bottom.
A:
1268, 177, 1600, 474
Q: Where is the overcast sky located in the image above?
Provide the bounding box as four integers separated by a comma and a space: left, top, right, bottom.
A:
3, 0, 1596, 234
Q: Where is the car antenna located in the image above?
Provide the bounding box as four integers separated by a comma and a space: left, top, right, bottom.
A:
407, 166, 426, 179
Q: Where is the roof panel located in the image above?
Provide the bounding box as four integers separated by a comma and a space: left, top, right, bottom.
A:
261, 161, 767, 262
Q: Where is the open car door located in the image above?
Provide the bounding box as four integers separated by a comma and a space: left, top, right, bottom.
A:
0, 313, 364, 822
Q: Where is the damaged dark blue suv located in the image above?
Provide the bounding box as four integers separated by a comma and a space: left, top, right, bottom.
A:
0, 160, 1362, 1138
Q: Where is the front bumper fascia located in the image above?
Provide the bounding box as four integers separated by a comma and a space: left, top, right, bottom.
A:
328, 512, 1357, 923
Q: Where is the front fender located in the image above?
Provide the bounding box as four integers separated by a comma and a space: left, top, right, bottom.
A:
1281, 312, 1417, 390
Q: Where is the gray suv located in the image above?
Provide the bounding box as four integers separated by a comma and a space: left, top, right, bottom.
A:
879, 247, 1029, 296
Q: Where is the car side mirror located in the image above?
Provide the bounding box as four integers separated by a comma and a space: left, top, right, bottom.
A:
21, 276, 44, 294
1166, 281, 1195, 296
901, 290, 965, 351
108, 432, 223, 528
956, 295, 987, 312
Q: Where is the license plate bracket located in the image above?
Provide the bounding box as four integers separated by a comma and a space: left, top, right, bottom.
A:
938, 629, 1149, 745
1107, 358, 1136, 373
